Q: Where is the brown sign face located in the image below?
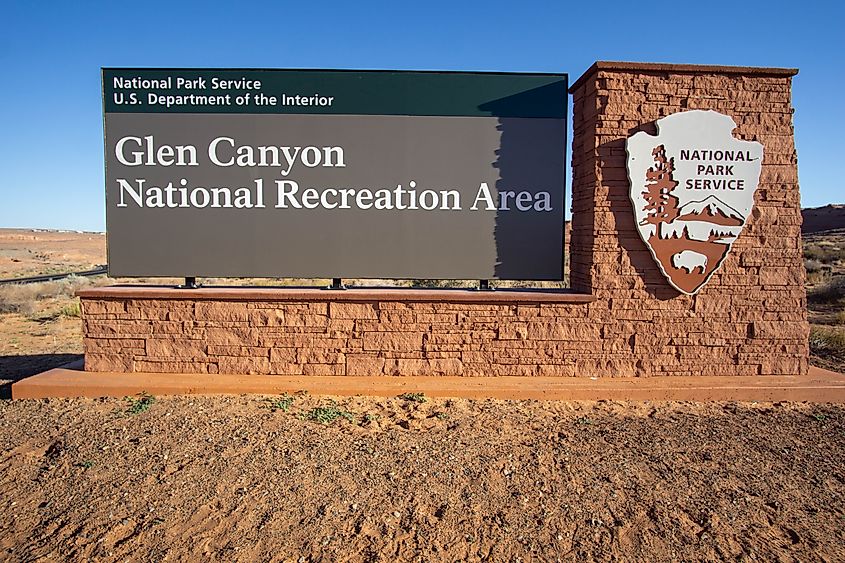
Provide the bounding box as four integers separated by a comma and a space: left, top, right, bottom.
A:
102, 69, 568, 280
626, 111, 763, 294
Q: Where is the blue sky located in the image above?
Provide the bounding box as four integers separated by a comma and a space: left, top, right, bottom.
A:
1, 0, 842, 231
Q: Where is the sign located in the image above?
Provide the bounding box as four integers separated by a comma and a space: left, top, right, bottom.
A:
102, 69, 568, 280
626, 110, 763, 294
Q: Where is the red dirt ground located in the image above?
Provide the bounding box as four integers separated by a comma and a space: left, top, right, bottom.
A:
1, 396, 844, 561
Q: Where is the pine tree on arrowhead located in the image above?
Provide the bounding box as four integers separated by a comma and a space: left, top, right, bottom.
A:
641, 145, 680, 226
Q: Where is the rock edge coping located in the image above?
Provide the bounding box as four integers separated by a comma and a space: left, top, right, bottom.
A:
569, 61, 799, 93
77, 286, 596, 304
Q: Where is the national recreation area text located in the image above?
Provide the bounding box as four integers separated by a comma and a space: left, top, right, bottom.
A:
113, 135, 554, 212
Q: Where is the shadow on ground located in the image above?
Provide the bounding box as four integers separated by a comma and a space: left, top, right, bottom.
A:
0, 353, 82, 399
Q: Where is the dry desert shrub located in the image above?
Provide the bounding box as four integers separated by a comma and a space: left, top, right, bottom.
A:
805, 258, 824, 273
810, 325, 845, 357
0, 275, 93, 315
59, 300, 82, 318
804, 242, 845, 265
808, 276, 845, 304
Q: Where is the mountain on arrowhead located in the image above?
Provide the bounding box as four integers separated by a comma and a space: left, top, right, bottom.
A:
676, 195, 744, 226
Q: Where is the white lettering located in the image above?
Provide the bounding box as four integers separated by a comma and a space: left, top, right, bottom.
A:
189, 187, 210, 208
323, 146, 345, 168
516, 191, 533, 211
355, 189, 373, 209
300, 146, 321, 167
279, 146, 300, 176
116, 178, 144, 207
471, 182, 496, 211
209, 137, 235, 166
274, 180, 301, 208
534, 191, 552, 211
321, 188, 338, 209
301, 188, 320, 209
419, 190, 438, 210
115, 136, 143, 166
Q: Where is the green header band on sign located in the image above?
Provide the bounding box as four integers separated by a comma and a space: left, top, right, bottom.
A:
102, 68, 568, 118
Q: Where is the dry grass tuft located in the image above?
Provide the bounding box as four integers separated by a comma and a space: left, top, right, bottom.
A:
59, 300, 82, 318
805, 259, 824, 273
804, 243, 845, 265
807, 276, 845, 305
810, 325, 845, 358
0, 276, 93, 315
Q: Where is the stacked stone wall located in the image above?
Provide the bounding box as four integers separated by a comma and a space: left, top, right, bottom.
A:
567, 63, 808, 376
83, 298, 614, 376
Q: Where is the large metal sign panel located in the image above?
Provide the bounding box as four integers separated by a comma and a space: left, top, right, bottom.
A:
102, 68, 568, 279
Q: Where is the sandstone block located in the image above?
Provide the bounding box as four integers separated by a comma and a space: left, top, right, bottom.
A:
207, 345, 270, 357
147, 338, 207, 360
268, 361, 304, 375
85, 320, 151, 337
516, 305, 540, 317
490, 364, 541, 377
284, 313, 328, 328
693, 295, 733, 314
150, 321, 191, 334
575, 359, 638, 378
218, 356, 272, 375
303, 363, 345, 376
760, 357, 802, 375
751, 321, 808, 340
327, 319, 356, 336
250, 309, 285, 326
424, 351, 462, 359
498, 323, 528, 340
262, 335, 347, 349
84, 338, 145, 354
380, 312, 459, 325
384, 358, 463, 376
85, 353, 133, 372
83, 300, 126, 315
538, 305, 587, 318
134, 360, 208, 374
346, 355, 386, 376
269, 348, 298, 363
694, 364, 760, 377
196, 302, 250, 322
298, 350, 345, 365
287, 302, 328, 315
330, 302, 378, 320
527, 323, 601, 341
536, 364, 578, 377
167, 308, 197, 321
759, 267, 802, 286
363, 332, 423, 352
126, 307, 169, 320
205, 327, 261, 346
270, 362, 303, 375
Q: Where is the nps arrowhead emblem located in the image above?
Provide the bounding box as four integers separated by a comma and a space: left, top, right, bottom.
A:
626, 110, 763, 295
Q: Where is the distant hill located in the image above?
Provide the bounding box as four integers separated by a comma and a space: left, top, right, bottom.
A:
676, 196, 744, 226
802, 204, 845, 234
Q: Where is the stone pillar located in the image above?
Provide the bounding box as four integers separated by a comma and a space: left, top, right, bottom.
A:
569, 62, 808, 375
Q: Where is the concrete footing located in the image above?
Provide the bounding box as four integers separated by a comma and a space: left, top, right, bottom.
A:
11, 364, 845, 402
